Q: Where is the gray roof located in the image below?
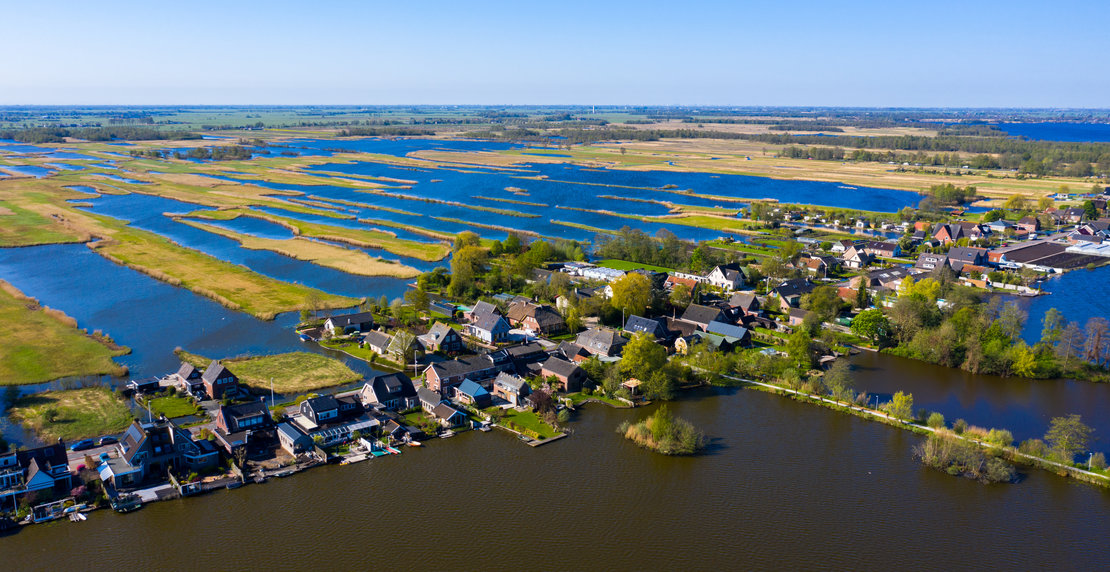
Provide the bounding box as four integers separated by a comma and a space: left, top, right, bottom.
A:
473, 312, 509, 333
681, 304, 725, 326
541, 356, 581, 378
774, 278, 814, 299
277, 422, 308, 442
363, 330, 392, 350
624, 315, 668, 338
576, 327, 628, 354
418, 386, 443, 406
948, 246, 987, 263
327, 311, 375, 328
176, 362, 200, 380
493, 372, 529, 392
432, 402, 463, 420
470, 301, 500, 320
706, 321, 750, 339
202, 361, 234, 384
728, 292, 759, 311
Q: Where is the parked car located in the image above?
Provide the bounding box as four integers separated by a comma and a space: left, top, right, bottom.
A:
70, 439, 96, 452
98, 436, 118, 446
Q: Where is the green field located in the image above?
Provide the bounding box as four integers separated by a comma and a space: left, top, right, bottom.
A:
9, 387, 133, 441
596, 259, 675, 273
178, 350, 361, 394
0, 280, 130, 385
140, 394, 202, 418
495, 408, 559, 439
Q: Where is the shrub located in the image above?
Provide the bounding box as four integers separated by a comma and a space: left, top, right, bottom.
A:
1090, 452, 1107, 471
985, 428, 1014, 448
927, 412, 946, 429
1019, 438, 1047, 457
953, 419, 968, 434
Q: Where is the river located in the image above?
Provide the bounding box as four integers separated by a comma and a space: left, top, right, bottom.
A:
2, 386, 1106, 569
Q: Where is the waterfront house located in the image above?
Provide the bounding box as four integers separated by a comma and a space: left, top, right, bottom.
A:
173, 362, 205, 396
680, 303, 728, 331
363, 330, 393, 356
506, 300, 566, 336
100, 419, 219, 490
360, 372, 418, 411
454, 379, 491, 408
575, 327, 628, 357
432, 403, 467, 427
623, 315, 669, 339
202, 361, 241, 400
294, 396, 377, 447
418, 386, 445, 413
277, 422, 312, 456
300, 395, 342, 426
540, 356, 588, 392
492, 372, 532, 406
0, 441, 71, 510
419, 322, 464, 354
466, 312, 511, 344
214, 400, 275, 454
324, 311, 375, 336
127, 377, 161, 394
773, 278, 815, 308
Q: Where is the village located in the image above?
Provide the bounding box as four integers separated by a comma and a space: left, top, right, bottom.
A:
2, 186, 1109, 528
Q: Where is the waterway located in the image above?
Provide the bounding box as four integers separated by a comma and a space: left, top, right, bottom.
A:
3, 386, 1106, 568
995, 122, 1110, 143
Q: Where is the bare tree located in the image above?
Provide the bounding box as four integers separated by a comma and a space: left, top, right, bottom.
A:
1057, 321, 1084, 368
1084, 317, 1108, 365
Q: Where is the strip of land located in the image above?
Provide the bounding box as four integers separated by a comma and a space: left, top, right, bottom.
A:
177, 350, 361, 394
9, 387, 133, 441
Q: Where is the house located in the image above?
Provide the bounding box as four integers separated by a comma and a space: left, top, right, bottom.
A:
0, 441, 71, 508
579, 266, 626, 282
1063, 207, 1085, 224
932, 223, 963, 245
127, 377, 161, 394
492, 372, 532, 406
1017, 216, 1041, 233
863, 241, 901, 258
453, 379, 491, 408
324, 311, 375, 336
419, 322, 464, 354
666, 317, 701, 339
276, 422, 312, 455
705, 263, 746, 291
359, 372, 418, 410
382, 420, 426, 442
172, 362, 205, 396
676, 331, 738, 354
680, 303, 728, 331
418, 387, 445, 413
705, 322, 752, 347
830, 239, 859, 253
466, 312, 511, 344
506, 301, 566, 335
727, 292, 762, 318
958, 221, 988, 240
787, 307, 808, 327
576, 327, 628, 357
664, 274, 701, 293
557, 341, 591, 363
465, 300, 501, 324
387, 331, 425, 364
294, 396, 375, 447
853, 267, 920, 291
947, 246, 988, 272
915, 252, 949, 272
423, 356, 500, 392
432, 403, 467, 427
540, 357, 588, 392
800, 256, 838, 276
841, 245, 874, 269
300, 395, 342, 426
623, 315, 669, 339
363, 330, 393, 355
429, 301, 457, 319
987, 220, 1014, 234
214, 400, 274, 454
773, 278, 815, 308
100, 419, 219, 490
202, 361, 241, 400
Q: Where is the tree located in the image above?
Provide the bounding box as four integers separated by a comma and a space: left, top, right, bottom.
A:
503, 233, 522, 254
801, 285, 844, 323
823, 360, 853, 404
669, 283, 693, 310
850, 309, 890, 345
610, 272, 652, 318
886, 391, 914, 421
1057, 321, 1084, 368
995, 302, 1027, 341
1044, 414, 1093, 463
1010, 342, 1037, 377
453, 231, 480, 251
1083, 317, 1108, 365
1082, 200, 1099, 220
620, 332, 668, 379
305, 292, 322, 319
405, 286, 430, 314
854, 283, 869, 309
1040, 308, 1065, 346
786, 330, 814, 370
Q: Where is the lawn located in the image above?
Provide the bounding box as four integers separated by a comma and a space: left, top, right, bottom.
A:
496, 408, 559, 440
0, 280, 130, 385
140, 394, 202, 418
566, 392, 629, 408
178, 350, 361, 394
9, 387, 133, 441
596, 259, 675, 273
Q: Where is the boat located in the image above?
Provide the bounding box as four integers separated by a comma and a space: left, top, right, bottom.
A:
299, 334, 311, 342
226, 480, 244, 490
274, 469, 295, 478
406, 441, 422, 447
253, 475, 268, 484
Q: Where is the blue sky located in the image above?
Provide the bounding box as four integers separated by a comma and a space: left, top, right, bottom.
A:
2, 0, 1108, 106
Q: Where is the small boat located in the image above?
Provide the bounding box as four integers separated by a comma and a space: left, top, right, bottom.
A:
226, 480, 244, 490
407, 441, 422, 447
299, 334, 311, 342
274, 469, 295, 478
253, 475, 268, 484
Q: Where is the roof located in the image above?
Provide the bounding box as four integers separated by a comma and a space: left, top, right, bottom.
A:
788, 307, 808, 319
773, 278, 814, 299
706, 321, 750, 339
557, 341, 589, 361
220, 400, 268, 421
681, 303, 725, 326
363, 330, 392, 349
665, 317, 699, 338
728, 292, 759, 311
948, 246, 987, 263
623, 315, 668, 338
418, 386, 443, 405
427, 356, 495, 380
277, 422, 308, 442
202, 361, 235, 384
456, 379, 489, 398
493, 372, 529, 392
327, 311, 375, 327
426, 322, 456, 343
473, 312, 508, 333
176, 362, 199, 380
576, 327, 628, 353
470, 300, 500, 320
366, 372, 416, 399
304, 394, 339, 413
541, 356, 581, 378
432, 402, 464, 420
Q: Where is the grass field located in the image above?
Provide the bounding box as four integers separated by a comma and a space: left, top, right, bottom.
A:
179, 219, 421, 278
495, 408, 559, 439
0, 200, 87, 247
178, 350, 361, 394
596, 259, 675, 273
9, 387, 133, 441
0, 280, 129, 385
140, 394, 202, 418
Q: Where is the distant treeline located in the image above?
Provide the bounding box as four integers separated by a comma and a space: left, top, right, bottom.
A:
0, 126, 199, 144
130, 145, 253, 161
338, 126, 437, 137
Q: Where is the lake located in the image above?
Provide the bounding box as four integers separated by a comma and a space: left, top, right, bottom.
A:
2, 386, 1107, 569
995, 122, 1110, 143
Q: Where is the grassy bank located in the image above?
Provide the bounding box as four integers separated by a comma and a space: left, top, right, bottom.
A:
178, 350, 361, 394
9, 387, 133, 441
0, 280, 129, 385
0, 200, 87, 247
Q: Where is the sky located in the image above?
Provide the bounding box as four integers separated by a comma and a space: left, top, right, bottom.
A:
2, 0, 1109, 107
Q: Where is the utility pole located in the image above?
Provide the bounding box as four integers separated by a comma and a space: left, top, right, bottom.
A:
270, 377, 274, 409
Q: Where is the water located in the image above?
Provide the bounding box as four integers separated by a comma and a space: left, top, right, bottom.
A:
1017, 265, 1110, 344
996, 122, 1110, 143
3, 386, 1106, 568
1, 164, 54, 178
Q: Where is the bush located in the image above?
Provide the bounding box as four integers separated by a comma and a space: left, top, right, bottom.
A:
953, 419, 968, 434
1090, 452, 1107, 471
914, 432, 1016, 484
927, 412, 946, 429
985, 428, 1014, 448
1019, 438, 1047, 457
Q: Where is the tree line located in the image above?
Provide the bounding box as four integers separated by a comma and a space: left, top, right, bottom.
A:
0, 126, 199, 143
